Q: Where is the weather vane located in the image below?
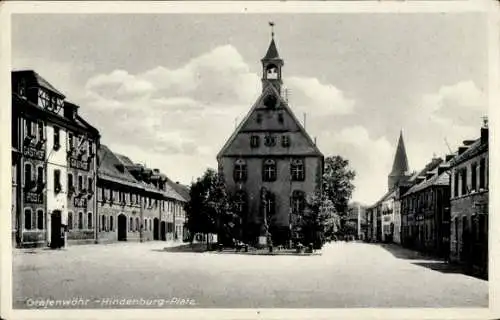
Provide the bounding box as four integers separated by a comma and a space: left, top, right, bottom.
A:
269, 21, 275, 38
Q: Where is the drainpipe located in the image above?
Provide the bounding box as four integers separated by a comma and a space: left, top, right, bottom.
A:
139, 190, 144, 242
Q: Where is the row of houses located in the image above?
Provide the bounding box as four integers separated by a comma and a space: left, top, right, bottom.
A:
366, 122, 489, 277
11, 70, 190, 248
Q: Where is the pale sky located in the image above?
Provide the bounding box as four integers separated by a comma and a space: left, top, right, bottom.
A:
12, 13, 489, 205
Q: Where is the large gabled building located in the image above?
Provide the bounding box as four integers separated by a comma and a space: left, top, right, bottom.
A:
217, 34, 324, 247
11, 70, 100, 248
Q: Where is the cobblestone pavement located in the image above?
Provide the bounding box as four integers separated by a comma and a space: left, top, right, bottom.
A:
12, 241, 488, 308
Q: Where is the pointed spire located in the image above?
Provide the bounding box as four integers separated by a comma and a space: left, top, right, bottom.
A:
390, 130, 409, 176
263, 22, 280, 60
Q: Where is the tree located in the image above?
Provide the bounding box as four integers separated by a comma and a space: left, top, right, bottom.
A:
185, 168, 238, 248
322, 156, 356, 232
185, 168, 219, 248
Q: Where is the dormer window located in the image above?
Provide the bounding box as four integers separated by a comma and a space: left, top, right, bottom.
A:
250, 135, 260, 148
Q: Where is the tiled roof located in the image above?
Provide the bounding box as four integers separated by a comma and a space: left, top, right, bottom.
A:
166, 179, 190, 202
97, 145, 141, 187
448, 138, 487, 167
13, 70, 66, 97
403, 171, 450, 196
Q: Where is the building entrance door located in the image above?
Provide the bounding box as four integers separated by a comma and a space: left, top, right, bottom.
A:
153, 218, 159, 240
160, 221, 166, 241
50, 210, 63, 249
117, 214, 127, 241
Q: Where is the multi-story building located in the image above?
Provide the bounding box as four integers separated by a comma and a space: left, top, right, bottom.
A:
449, 122, 488, 276
401, 158, 451, 256
217, 34, 324, 247
96, 145, 188, 243
11, 70, 99, 248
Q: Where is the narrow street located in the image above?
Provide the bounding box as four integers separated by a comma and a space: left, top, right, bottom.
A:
13, 241, 488, 309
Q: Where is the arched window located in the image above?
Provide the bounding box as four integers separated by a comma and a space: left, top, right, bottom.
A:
136, 217, 140, 231
110, 215, 114, 231
265, 65, 279, 81
37, 209, 44, 229
101, 215, 105, 232
291, 190, 306, 215
78, 212, 83, 229
68, 212, 73, 230
87, 212, 93, 229
291, 159, 305, 181
149, 219, 152, 231
263, 159, 277, 182
233, 159, 247, 182
129, 217, 133, 232
24, 208, 32, 230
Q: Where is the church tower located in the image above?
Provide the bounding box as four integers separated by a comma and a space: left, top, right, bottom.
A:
388, 130, 410, 191
217, 24, 323, 247
261, 27, 284, 94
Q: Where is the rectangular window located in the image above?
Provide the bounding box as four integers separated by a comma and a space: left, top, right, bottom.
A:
471, 163, 477, 191
38, 121, 44, 141
461, 168, 467, 196
88, 212, 93, 229
78, 212, 83, 229
24, 208, 32, 230
479, 158, 486, 189
24, 163, 32, 188
68, 173, 74, 192
54, 169, 61, 193
454, 171, 459, 198
88, 141, 93, 155
37, 209, 44, 230
26, 119, 33, 137
68, 133, 74, 150
37, 166, 44, 188
78, 175, 83, 191
53, 126, 60, 148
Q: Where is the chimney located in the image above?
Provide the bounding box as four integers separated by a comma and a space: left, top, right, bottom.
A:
458, 146, 468, 155
481, 127, 488, 144
445, 154, 454, 162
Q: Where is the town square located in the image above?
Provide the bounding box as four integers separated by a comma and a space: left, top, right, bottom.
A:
4, 4, 494, 316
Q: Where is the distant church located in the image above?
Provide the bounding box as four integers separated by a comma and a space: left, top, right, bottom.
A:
217, 31, 324, 246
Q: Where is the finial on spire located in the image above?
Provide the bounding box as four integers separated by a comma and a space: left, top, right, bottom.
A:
269, 21, 275, 38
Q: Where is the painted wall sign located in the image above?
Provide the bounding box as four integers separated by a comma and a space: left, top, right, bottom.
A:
24, 191, 43, 204
23, 145, 45, 160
